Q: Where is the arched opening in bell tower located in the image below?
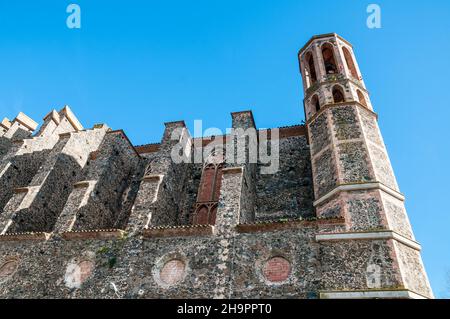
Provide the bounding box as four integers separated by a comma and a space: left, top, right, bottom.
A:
311, 95, 320, 113
332, 85, 345, 103
357, 89, 367, 107
322, 43, 338, 74
305, 52, 317, 85
343, 47, 359, 79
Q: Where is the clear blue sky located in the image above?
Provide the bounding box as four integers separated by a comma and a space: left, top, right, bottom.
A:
0, 0, 449, 297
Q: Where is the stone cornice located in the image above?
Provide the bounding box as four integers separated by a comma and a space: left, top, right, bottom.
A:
319, 289, 429, 299
14, 112, 38, 131
60, 105, 83, 131
315, 230, 421, 251
313, 182, 404, 207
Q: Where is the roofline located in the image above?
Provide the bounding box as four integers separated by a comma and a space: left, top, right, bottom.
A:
298, 33, 353, 56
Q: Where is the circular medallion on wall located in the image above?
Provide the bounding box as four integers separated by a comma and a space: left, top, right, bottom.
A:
64, 259, 95, 289
262, 256, 291, 283
153, 254, 188, 288
160, 259, 186, 285
0, 258, 19, 282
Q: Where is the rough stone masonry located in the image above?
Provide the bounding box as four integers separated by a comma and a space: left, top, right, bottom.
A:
0, 33, 433, 299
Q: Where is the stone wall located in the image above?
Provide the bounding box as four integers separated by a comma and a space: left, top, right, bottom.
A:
0, 101, 433, 299
256, 135, 314, 221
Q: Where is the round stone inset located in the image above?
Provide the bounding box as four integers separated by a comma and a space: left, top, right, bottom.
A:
159, 259, 185, 285
64, 260, 95, 289
262, 257, 291, 283
0, 259, 19, 279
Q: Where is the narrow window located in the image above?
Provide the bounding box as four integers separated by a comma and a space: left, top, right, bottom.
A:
194, 206, 209, 224
343, 47, 358, 79
197, 164, 215, 202
322, 43, 338, 74
306, 52, 317, 84
332, 86, 345, 103
193, 150, 224, 225
357, 90, 367, 107
311, 95, 320, 113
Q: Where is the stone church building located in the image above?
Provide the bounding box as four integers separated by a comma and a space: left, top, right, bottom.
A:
0, 33, 433, 299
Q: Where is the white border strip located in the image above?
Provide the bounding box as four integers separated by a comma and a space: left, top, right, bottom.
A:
320, 290, 427, 299
316, 230, 421, 251
314, 182, 405, 207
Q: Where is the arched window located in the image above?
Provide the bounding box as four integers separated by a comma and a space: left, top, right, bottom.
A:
322, 43, 338, 74
193, 149, 224, 225
357, 90, 367, 107
332, 85, 345, 103
306, 52, 317, 85
311, 95, 320, 113
343, 47, 358, 79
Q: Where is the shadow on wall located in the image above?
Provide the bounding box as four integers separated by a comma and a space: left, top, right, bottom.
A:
0, 150, 50, 214
7, 153, 83, 233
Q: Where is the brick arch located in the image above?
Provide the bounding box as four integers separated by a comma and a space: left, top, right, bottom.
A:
193, 205, 209, 225
321, 43, 338, 75
192, 150, 224, 225
342, 46, 358, 79
305, 51, 317, 86
357, 89, 367, 107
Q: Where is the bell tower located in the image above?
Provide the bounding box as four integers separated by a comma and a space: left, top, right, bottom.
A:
299, 33, 433, 298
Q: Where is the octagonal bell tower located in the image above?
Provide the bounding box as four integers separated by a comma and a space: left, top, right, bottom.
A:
299, 33, 433, 299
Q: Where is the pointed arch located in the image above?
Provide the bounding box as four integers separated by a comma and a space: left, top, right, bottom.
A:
322, 43, 338, 74
343, 47, 358, 79
357, 90, 367, 107
192, 148, 224, 225
194, 205, 209, 224
332, 85, 345, 103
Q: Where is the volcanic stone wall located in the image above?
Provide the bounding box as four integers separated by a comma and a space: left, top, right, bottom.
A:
0, 105, 433, 299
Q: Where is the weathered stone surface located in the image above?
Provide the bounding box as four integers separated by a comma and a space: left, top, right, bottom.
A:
309, 113, 330, 155
332, 106, 361, 140
313, 149, 337, 198
256, 135, 314, 220
338, 142, 372, 183
0, 33, 433, 299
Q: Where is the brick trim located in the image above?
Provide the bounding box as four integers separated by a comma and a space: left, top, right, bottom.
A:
143, 225, 214, 238
299, 33, 353, 56
61, 229, 126, 240
135, 143, 161, 154
0, 232, 51, 242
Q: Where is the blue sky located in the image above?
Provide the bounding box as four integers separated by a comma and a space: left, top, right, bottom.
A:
0, 0, 449, 297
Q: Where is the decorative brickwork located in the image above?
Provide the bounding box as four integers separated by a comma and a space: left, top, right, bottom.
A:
160, 260, 186, 285
262, 257, 291, 283
0, 258, 19, 279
